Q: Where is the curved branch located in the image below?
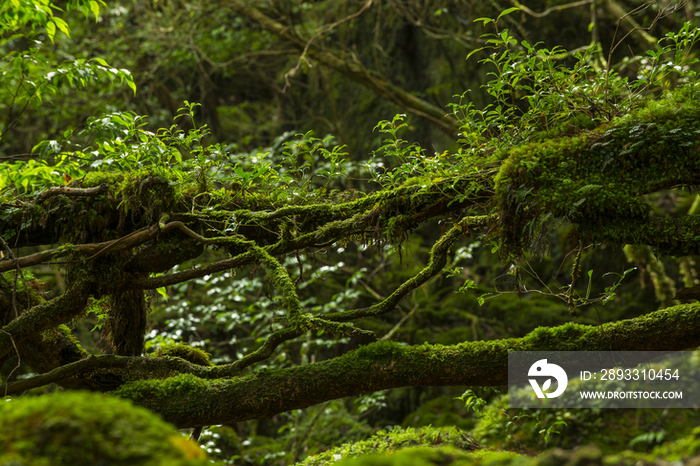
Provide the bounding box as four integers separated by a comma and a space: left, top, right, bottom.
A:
0, 223, 159, 273
510, 0, 592, 18
326, 224, 463, 322
0, 280, 90, 360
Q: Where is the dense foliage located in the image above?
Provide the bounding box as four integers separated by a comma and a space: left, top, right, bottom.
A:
2, 1, 700, 465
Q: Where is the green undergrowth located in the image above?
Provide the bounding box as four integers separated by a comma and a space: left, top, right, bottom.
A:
402, 395, 476, 431
296, 426, 482, 466
472, 391, 700, 455
0, 391, 209, 466
307, 432, 700, 466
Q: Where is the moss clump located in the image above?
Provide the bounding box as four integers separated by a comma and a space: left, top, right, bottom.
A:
154, 343, 213, 366
297, 426, 481, 466
112, 373, 209, 404
0, 391, 208, 466
492, 88, 700, 260
333, 446, 475, 466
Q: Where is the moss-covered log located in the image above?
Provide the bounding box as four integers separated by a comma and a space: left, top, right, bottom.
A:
26, 302, 691, 428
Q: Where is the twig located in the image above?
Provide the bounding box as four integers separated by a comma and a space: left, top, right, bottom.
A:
381, 304, 418, 340
0, 330, 20, 397
283, 0, 374, 91
568, 241, 584, 316
0, 236, 22, 319
511, 0, 592, 18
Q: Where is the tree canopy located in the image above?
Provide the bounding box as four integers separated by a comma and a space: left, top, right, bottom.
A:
2, 1, 700, 465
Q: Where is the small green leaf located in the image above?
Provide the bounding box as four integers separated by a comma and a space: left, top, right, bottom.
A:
497, 7, 521, 21
586, 269, 593, 300
473, 17, 493, 26
89, 0, 100, 20
46, 21, 56, 43
156, 286, 168, 301
126, 76, 136, 95
53, 17, 70, 37
467, 47, 487, 60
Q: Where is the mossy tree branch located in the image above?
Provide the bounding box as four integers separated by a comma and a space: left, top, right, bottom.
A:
111, 303, 700, 427
0, 280, 91, 360
3, 302, 698, 425
3, 88, 700, 429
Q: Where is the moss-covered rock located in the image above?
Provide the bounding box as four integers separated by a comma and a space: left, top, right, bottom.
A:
313, 442, 700, 466
0, 391, 209, 466
333, 446, 478, 466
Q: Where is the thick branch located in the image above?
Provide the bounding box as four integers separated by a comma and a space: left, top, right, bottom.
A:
130, 179, 493, 289
107, 303, 700, 428
36, 184, 109, 201
0, 280, 90, 360
0, 223, 160, 273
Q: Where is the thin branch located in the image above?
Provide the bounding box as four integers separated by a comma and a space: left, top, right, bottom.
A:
511, 0, 592, 18
36, 184, 110, 201
229, 0, 461, 136
325, 225, 464, 322
0, 330, 20, 397
381, 303, 418, 341
0, 223, 159, 273
284, 0, 374, 91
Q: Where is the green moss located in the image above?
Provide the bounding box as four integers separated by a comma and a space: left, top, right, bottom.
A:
354, 340, 403, 360
334, 446, 474, 466
154, 343, 212, 366
492, 88, 700, 259
0, 391, 208, 466
112, 373, 209, 403
297, 426, 482, 466
473, 387, 700, 455
82, 171, 124, 187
